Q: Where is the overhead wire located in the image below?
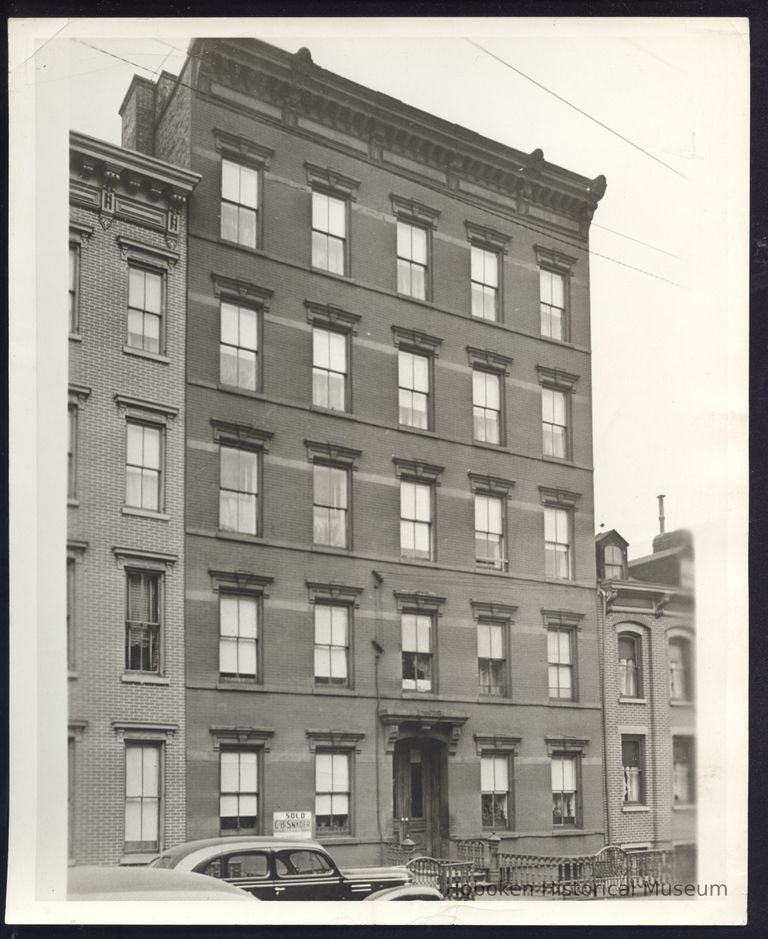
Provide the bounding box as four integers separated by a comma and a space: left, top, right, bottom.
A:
73, 38, 683, 287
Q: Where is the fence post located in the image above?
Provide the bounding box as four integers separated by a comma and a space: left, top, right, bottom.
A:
487, 832, 501, 882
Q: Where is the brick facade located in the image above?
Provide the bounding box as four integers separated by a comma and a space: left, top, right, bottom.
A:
68, 133, 199, 864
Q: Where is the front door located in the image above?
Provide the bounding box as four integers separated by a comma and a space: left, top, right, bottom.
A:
393, 737, 444, 857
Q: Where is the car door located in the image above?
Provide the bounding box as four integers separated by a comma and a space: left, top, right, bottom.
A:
197, 850, 273, 900
272, 848, 345, 900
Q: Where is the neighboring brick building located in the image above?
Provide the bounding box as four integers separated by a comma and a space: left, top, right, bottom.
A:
596, 527, 696, 877
67, 132, 199, 864
108, 36, 609, 867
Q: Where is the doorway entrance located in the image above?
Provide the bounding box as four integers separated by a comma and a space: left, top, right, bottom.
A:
392, 737, 447, 857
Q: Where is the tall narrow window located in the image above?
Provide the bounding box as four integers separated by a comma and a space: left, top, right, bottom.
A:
668, 638, 692, 700
69, 244, 79, 334
312, 463, 349, 548
402, 613, 433, 692
312, 327, 348, 411
471, 246, 499, 320
221, 159, 258, 248
126, 422, 162, 511
66, 558, 75, 671
477, 622, 506, 695
126, 571, 161, 673
315, 752, 350, 834
618, 634, 641, 697
220, 750, 258, 833
542, 387, 568, 458
604, 544, 625, 579
551, 755, 577, 826
673, 737, 695, 803
68, 738, 76, 859
398, 350, 430, 429
475, 494, 505, 570
397, 222, 428, 299
312, 191, 346, 274
219, 446, 258, 535
125, 743, 160, 853
481, 755, 510, 828
547, 627, 573, 699
540, 268, 566, 340
219, 595, 258, 680
127, 267, 164, 354
68, 405, 77, 501
314, 604, 350, 686
622, 737, 645, 804
400, 480, 432, 560
472, 370, 501, 445
544, 507, 572, 579
220, 302, 258, 391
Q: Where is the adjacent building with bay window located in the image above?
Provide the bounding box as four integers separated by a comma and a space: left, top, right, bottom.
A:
67, 133, 199, 863
102, 36, 608, 866
596, 527, 696, 878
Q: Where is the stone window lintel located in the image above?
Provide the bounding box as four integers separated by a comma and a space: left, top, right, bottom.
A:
394, 591, 446, 616
392, 325, 443, 356
474, 734, 521, 756
537, 365, 579, 390
468, 473, 516, 497
306, 730, 365, 753
305, 440, 361, 468
467, 347, 513, 375
210, 570, 273, 596
305, 301, 361, 334
214, 129, 274, 168
471, 601, 518, 623
305, 162, 361, 199
212, 420, 273, 452
465, 221, 511, 253
390, 194, 441, 228
393, 458, 444, 484
538, 486, 581, 509
212, 273, 273, 309
306, 582, 364, 607
210, 726, 274, 752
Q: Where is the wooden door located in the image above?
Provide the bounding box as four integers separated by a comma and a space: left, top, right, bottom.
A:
393, 739, 442, 857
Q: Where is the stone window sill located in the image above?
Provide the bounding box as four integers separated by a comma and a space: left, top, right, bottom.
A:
472, 441, 509, 454
672, 803, 696, 812
619, 696, 647, 705
217, 382, 265, 399
68, 671, 78, 681
122, 345, 171, 365
122, 506, 170, 521
69, 333, 82, 343
670, 698, 694, 707
398, 424, 438, 439
68, 498, 79, 508
216, 680, 261, 692
622, 805, 650, 814
216, 530, 265, 545
121, 673, 170, 686
313, 686, 359, 696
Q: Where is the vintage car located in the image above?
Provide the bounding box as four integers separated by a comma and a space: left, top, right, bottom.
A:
148, 836, 413, 901
67, 865, 259, 901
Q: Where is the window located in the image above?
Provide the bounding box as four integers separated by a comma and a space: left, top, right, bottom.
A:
477, 622, 506, 695
673, 737, 695, 804
668, 637, 692, 700
475, 494, 505, 570
125, 570, 161, 673
542, 387, 568, 458
604, 544, 625, 579
127, 267, 164, 354
471, 246, 499, 320
544, 507, 572, 579
313, 464, 348, 548
402, 613, 433, 692
68, 405, 77, 501
68, 737, 76, 859
219, 445, 259, 535
67, 558, 75, 671
312, 191, 346, 274
481, 755, 510, 828
397, 222, 428, 300
540, 268, 566, 340
312, 327, 348, 411
315, 752, 350, 834
547, 627, 573, 699
221, 158, 258, 248
472, 370, 501, 445
618, 634, 641, 697
551, 755, 578, 826
220, 301, 258, 391
220, 750, 258, 833
69, 244, 79, 333
219, 594, 258, 680
398, 349, 430, 429
400, 480, 432, 560
622, 737, 645, 804
314, 604, 349, 686
124, 743, 161, 852
126, 422, 162, 511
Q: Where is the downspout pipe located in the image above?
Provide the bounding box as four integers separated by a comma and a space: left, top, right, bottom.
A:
597, 585, 612, 846
372, 570, 385, 862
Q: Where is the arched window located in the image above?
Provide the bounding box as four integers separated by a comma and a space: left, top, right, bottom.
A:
603, 544, 625, 580
668, 637, 693, 701
618, 633, 641, 698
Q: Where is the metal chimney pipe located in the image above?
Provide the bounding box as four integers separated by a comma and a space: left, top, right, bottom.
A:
657, 494, 666, 535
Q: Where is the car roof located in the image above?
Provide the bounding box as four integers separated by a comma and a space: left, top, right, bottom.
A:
67, 865, 257, 900
155, 835, 325, 863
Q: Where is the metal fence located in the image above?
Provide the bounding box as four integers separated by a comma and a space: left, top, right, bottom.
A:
405, 856, 477, 900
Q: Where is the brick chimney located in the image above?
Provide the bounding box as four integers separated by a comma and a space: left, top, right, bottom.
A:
119, 75, 157, 155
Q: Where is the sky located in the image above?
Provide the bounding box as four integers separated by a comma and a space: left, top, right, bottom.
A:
40, 18, 749, 559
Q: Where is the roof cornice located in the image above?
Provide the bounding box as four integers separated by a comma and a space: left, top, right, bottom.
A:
189, 38, 606, 237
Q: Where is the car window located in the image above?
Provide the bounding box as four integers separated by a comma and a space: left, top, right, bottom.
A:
279, 850, 332, 876
226, 852, 269, 879
201, 858, 223, 879
150, 856, 173, 869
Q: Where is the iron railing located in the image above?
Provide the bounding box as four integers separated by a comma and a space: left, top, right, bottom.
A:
406, 856, 477, 900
